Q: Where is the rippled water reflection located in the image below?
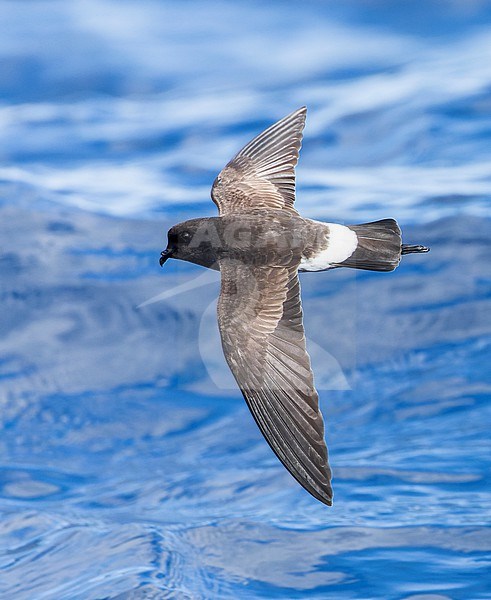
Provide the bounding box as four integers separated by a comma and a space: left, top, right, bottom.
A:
1, 1, 490, 598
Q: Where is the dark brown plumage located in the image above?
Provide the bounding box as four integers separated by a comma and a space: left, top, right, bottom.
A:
159, 107, 429, 506
218, 260, 332, 504
211, 107, 305, 215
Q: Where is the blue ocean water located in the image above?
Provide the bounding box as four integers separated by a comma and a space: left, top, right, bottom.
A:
1, 1, 490, 598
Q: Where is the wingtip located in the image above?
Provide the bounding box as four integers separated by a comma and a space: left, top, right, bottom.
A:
320, 496, 333, 507
286, 106, 307, 121
307, 479, 333, 507
317, 489, 334, 507
296, 106, 307, 119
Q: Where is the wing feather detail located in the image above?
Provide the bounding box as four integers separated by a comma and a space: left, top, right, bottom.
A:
211, 107, 307, 215
217, 259, 333, 505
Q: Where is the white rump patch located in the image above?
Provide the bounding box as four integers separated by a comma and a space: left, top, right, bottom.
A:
300, 222, 358, 271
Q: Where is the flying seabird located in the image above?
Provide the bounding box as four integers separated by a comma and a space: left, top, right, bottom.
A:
159, 107, 429, 506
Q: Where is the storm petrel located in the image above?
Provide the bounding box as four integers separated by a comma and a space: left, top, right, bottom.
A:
159, 107, 429, 506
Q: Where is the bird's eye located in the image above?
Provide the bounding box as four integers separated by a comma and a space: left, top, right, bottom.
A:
180, 231, 191, 243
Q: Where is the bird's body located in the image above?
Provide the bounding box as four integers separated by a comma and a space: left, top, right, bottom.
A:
160, 107, 429, 506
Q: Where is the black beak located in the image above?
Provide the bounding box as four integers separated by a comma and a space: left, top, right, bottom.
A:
159, 248, 173, 267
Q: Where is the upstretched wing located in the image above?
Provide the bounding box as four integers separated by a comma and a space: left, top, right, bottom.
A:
217, 259, 333, 505
211, 107, 307, 216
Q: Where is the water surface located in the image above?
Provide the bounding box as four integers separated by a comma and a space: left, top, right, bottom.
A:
1, 1, 490, 598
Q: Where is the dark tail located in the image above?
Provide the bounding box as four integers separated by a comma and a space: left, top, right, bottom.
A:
335, 219, 429, 272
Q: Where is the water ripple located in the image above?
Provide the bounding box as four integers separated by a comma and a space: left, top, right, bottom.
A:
1, 1, 490, 598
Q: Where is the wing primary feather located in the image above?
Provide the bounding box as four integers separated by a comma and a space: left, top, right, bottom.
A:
247, 390, 332, 505
217, 260, 333, 506
211, 107, 307, 215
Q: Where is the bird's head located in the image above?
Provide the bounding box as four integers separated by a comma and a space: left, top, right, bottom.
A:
160, 218, 222, 269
